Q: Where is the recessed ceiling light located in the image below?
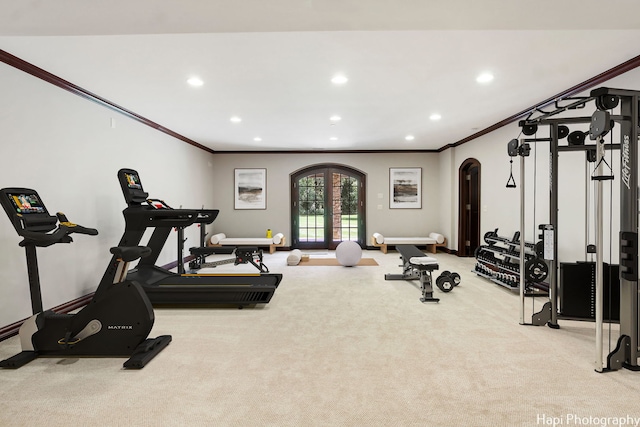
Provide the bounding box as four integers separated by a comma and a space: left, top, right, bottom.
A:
476, 72, 494, 84
187, 77, 204, 87
329, 137, 338, 141
430, 113, 442, 121
330, 115, 342, 122
331, 75, 348, 85
230, 116, 242, 123
405, 135, 415, 141
254, 137, 262, 142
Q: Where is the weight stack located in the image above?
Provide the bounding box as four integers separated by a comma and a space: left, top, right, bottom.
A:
559, 262, 620, 322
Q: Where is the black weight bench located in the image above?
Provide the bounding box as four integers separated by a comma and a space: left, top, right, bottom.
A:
385, 244, 440, 303
188, 245, 235, 271
189, 246, 269, 273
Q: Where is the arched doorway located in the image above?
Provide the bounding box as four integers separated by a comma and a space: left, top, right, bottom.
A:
458, 158, 481, 257
291, 164, 366, 250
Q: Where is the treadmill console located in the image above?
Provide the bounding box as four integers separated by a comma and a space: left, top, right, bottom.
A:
116, 168, 219, 230
0, 188, 57, 234
118, 168, 149, 206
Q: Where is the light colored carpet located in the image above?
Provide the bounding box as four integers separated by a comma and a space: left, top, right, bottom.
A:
299, 257, 378, 266
0, 251, 639, 427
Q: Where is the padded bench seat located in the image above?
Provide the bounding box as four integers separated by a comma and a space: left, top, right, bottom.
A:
371, 232, 446, 254
207, 232, 286, 254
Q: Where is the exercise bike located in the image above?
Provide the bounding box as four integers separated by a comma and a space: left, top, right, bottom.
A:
0, 187, 171, 369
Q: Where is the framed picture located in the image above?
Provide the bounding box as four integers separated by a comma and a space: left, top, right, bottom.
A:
389, 167, 421, 209
234, 168, 267, 209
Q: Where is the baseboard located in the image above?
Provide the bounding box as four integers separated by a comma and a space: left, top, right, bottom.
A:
367, 245, 456, 255
162, 254, 198, 271
0, 293, 94, 342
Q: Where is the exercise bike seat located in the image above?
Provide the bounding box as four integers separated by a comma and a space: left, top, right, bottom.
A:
110, 246, 152, 262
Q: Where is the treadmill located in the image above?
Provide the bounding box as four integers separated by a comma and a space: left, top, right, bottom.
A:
111, 168, 282, 307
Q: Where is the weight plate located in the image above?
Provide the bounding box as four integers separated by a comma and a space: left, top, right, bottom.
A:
535, 241, 544, 258
450, 272, 461, 286
524, 258, 548, 283
441, 270, 451, 277
484, 231, 496, 245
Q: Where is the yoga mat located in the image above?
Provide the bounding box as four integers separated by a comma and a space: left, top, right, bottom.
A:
298, 258, 378, 266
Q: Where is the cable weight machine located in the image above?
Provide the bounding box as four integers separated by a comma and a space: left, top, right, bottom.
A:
507, 137, 556, 327
507, 87, 639, 372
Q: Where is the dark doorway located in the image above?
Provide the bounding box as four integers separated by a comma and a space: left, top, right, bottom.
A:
458, 158, 481, 257
291, 164, 366, 250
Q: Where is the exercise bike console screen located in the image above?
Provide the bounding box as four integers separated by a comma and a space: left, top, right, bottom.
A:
0, 187, 57, 235
5, 192, 48, 215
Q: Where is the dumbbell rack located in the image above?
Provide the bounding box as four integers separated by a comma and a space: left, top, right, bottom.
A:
474, 229, 548, 296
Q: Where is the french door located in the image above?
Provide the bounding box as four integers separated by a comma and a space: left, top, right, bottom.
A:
291, 165, 365, 250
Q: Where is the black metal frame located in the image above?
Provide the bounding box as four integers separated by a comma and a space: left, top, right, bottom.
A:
0, 187, 171, 369
520, 87, 639, 372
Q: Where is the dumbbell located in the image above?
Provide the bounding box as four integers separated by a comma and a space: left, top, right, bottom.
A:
439, 270, 461, 286
436, 271, 462, 293
436, 275, 454, 292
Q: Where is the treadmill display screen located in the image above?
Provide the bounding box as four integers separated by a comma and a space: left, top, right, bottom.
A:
6, 193, 47, 214
124, 172, 143, 191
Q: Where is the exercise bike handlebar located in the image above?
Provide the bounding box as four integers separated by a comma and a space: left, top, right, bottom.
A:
19, 214, 98, 247
60, 223, 99, 236
56, 212, 98, 236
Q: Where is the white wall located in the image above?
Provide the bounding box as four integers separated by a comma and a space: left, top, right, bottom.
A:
437, 149, 456, 245
0, 63, 216, 326
208, 152, 441, 242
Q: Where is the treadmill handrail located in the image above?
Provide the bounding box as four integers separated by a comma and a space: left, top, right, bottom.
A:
125, 207, 200, 228
194, 209, 219, 224
143, 206, 219, 225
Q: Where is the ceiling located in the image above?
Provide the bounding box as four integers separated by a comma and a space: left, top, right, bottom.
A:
2, 0, 640, 152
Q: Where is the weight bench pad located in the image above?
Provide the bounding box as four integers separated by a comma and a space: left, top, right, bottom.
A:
409, 256, 438, 266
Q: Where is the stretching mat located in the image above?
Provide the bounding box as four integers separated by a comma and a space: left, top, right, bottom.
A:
298, 258, 378, 266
